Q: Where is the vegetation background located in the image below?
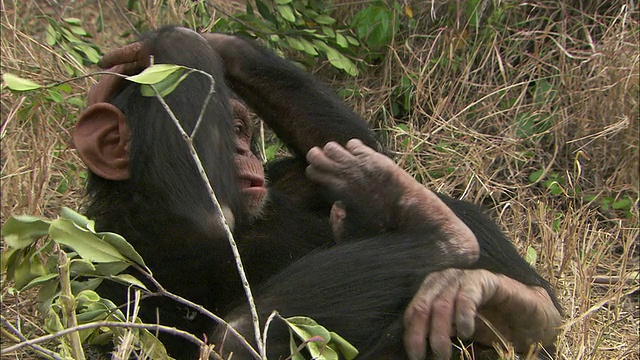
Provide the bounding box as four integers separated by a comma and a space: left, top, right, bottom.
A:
1, 0, 638, 359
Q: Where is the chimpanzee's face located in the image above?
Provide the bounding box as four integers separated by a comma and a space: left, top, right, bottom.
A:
230, 99, 268, 215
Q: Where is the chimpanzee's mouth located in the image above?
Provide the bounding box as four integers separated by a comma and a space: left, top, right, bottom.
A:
237, 174, 266, 189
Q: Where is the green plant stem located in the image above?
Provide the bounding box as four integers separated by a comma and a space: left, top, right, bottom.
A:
57, 250, 86, 360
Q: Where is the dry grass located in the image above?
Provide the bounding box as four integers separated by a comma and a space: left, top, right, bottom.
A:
1, 0, 638, 359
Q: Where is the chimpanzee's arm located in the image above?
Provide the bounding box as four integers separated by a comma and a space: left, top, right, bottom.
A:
201, 33, 382, 158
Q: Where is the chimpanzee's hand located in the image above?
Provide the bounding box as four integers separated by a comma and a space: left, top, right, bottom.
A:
88, 41, 151, 105
403, 268, 562, 360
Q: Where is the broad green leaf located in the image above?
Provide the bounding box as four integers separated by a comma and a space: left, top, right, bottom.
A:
47, 89, 63, 103
76, 308, 109, 323
13, 252, 47, 289
127, 64, 183, 85
345, 35, 359, 46
93, 262, 130, 277
76, 43, 101, 63
287, 37, 306, 51
37, 278, 60, 313
69, 25, 89, 36
255, 0, 277, 24
45, 309, 64, 334
98, 232, 146, 267
2, 215, 50, 249
61, 207, 95, 231
275, 0, 292, 3
63, 17, 82, 25
139, 329, 174, 360
50, 218, 127, 263
112, 274, 148, 291
529, 169, 544, 183
335, 33, 349, 48
612, 197, 632, 210
289, 328, 305, 360
2, 73, 41, 91
140, 68, 192, 98
315, 14, 336, 25
321, 26, 335, 38
45, 24, 57, 46
299, 38, 318, 56
284, 316, 358, 359
285, 317, 336, 359
70, 258, 97, 273
525, 246, 538, 267
21, 273, 58, 291
277, 4, 296, 23
322, 46, 358, 76
328, 332, 358, 360
71, 278, 104, 296
1, 247, 19, 273
76, 289, 101, 303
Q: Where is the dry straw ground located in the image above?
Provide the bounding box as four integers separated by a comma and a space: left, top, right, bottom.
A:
1, 0, 638, 359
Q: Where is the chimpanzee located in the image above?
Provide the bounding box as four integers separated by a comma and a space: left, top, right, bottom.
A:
75, 26, 561, 359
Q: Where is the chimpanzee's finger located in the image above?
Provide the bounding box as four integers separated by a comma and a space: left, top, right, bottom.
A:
429, 283, 457, 360
454, 270, 497, 340
98, 41, 150, 69
404, 269, 460, 360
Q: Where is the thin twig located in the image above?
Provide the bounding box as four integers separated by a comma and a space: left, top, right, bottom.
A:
0, 321, 218, 358
1, 316, 65, 360
130, 263, 260, 359
147, 73, 264, 357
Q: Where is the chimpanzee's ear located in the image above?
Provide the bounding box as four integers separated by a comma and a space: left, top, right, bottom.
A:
74, 103, 131, 180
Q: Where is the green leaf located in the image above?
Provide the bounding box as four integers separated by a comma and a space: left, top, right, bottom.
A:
76, 289, 101, 303
61, 207, 95, 231
322, 46, 358, 76
93, 262, 130, 277
70, 258, 97, 273
255, 0, 277, 24
139, 328, 174, 360
76, 43, 101, 63
2, 73, 41, 91
284, 316, 356, 359
321, 26, 335, 38
49, 218, 128, 263
45, 308, 64, 334
612, 197, 632, 210
299, 38, 318, 56
2, 215, 51, 249
69, 25, 89, 36
63, 17, 82, 25
314, 14, 336, 25
71, 278, 104, 295
328, 332, 359, 360
335, 33, 349, 48
139, 68, 192, 98
529, 169, 543, 183
277, 4, 296, 23
345, 35, 359, 46
97, 231, 146, 266
21, 271, 57, 291
47, 89, 64, 103
45, 24, 57, 46
275, 0, 292, 4
13, 252, 47, 289
351, 6, 394, 49
111, 274, 148, 291
525, 246, 537, 267
127, 64, 183, 85
286, 37, 306, 51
